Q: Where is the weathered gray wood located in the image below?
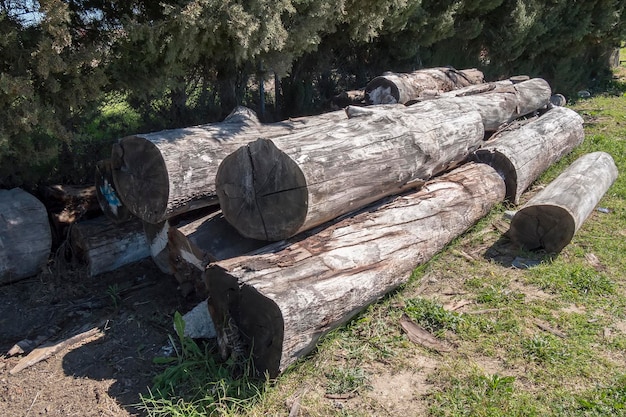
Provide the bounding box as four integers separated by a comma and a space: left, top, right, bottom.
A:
0, 188, 51, 283
508, 152, 618, 252
95, 159, 132, 224
71, 216, 150, 277
472, 106, 584, 204
365, 67, 484, 104
216, 103, 485, 241
206, 162, 506, 377
111, 106, 349, 224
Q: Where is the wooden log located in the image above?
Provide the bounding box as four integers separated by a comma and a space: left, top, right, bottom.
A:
95, 159, 132, 224
71, 216, 150, 276
508, 152, 618, 253
205, 162, 506, 377
331, 89, 366, 109
365, 67, 484, 104
472, 106, 584, 204
216, 103, 485, 241
111, 106, 349, 224
0, 188, 52, 283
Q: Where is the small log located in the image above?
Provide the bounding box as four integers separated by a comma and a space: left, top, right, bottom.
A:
206, 162, 506, 377
216, 103, 485, 241
95, 159, 132, 223
508, 152, 618, 253
111, 106, 349, 224
0, 188, 51, 283
365, 67, 484, 104
472, 106, 584, 204
71, 216, 150, 276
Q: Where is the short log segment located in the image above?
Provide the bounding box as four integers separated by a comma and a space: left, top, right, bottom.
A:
111, 106, 349, 224
365, 67, 484, 104
472, 106, 584, 203
71, 217, 150, 277
508, 152, 618, 253
0, 188, 51, 283
216, 104, 485, 241
206, 163, 506, 377
95, 159, 132, 224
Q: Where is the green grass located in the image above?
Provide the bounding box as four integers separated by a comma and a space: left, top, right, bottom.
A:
140, 69, 626, 416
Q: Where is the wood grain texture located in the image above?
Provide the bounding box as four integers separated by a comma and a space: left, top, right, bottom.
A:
111, 106, 350, 224
365, 67, 484, 104
472, 106, 584, 204
508, 152, 618, 252
205, 162, 506, 377
0, 188, 51, 283
216, 103, 485, 241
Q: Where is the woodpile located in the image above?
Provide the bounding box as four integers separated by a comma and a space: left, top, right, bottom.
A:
1, 68, 619, 377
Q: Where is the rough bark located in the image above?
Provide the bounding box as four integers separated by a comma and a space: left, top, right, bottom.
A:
205, 163, 506, 377
71, 217, 150, 277
216, 103, 485, 241
472, 106, 585, 204
95, 159, 132, 224
508, 152, 618, 253
365, 67, 484, 104
0, 188, 52, 283
111, 106, 349, 224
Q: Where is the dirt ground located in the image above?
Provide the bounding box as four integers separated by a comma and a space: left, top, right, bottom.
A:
0, 258, 203, 417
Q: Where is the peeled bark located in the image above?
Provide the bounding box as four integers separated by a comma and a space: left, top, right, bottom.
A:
216, 104, 485, 241
205, 163, 506, 377
95, 159, 132, 224
111, 106, 349, 224
365, 67, 484, 104
472, 106, 584, 204
0, 188, 51, 283
508, 152, 618, 253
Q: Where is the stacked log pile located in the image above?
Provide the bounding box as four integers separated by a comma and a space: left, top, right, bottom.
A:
1, 68, 619, 378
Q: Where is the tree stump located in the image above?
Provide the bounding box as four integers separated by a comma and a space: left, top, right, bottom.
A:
216, 104, 485, 241
508, 152, 618, 252
0, 188, 51, 283
205, 162, 506, 377
472, 106, 584, 203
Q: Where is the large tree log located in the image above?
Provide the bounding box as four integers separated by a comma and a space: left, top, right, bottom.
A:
205, 162, 506, 377
508, 152, 618, 253
71, 217, 150, 277
472, 106, 584, 204
365, 67, 484, 104
95, 159, 132, 224
0, 188, 51, 283
216, 103, 485, 241
111, 106, 350, 224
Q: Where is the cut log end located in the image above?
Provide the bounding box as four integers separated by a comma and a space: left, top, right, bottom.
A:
111, 138, 169, 224
471, 150, 517, 202
216, 139, 308, 241
508, 205, 576, 253
207, 266, 284, 377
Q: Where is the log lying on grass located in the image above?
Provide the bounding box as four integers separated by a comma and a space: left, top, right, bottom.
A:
0, 188, 51, 283
206, 162, 506, 377
95, 159, 132, 224
111, 106, 350, 224
216, 104, 485, 241
472, 106, 584, 203
365, 67, 484, 104
71, 217, 149, 276
508, 152, 618, 253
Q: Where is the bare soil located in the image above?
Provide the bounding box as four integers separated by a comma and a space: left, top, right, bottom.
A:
0, 259, 203, 417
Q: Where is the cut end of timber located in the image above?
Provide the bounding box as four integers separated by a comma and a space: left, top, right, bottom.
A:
205, 265, 284, 377
508, 204, 576, 253
111, 137, 169, 224
216, 138, 308, 241
364, 77, 400, 104
471, 150, 518, 203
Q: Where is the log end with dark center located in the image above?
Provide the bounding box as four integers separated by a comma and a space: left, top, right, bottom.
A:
508, 205, 575, 253
216, 138, 308, 241
111, 136, 169, 224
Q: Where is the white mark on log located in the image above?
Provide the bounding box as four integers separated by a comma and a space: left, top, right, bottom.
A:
150, 223, 169, 257
183, 167, 194, 184
368, 86, 396, 105
179, 247, 204, 270
296, 154, 310, 164
200, 154, 212, 163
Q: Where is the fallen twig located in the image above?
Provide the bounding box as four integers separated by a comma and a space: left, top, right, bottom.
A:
399, 314, 452, 353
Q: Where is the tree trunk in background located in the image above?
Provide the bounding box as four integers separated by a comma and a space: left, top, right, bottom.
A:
472, 106, 584, 204
205, 163, 506, 377
216, 103, 484, 241
0, 189, 51, 283
508, 152, 618, 253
